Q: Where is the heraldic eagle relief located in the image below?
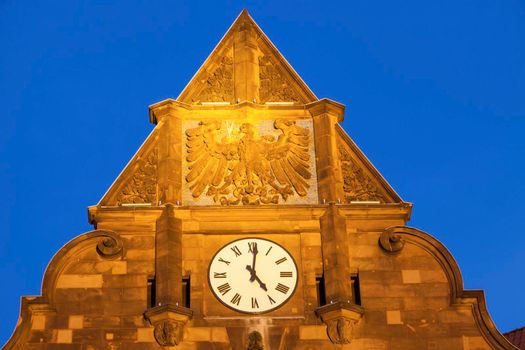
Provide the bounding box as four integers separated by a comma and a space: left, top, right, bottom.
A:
185, 119, 312, 205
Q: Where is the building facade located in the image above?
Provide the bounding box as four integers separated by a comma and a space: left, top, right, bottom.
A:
3, 10, 517, 350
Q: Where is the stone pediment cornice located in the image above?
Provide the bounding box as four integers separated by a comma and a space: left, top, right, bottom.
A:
88, 202, 412, 228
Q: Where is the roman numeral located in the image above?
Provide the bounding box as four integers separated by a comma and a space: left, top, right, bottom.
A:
231, 293, 241, 305
214, 272, 227, 278
248, 242, 257, 253
280, 271, 293, 278
251, 297, 259, 309
267, 295, 276, 305
275, 257, 287, 265
218, 257, 230, 265
231, 245, 242, 257
217, 283, 231, 295
275, 283, 290, 294
265, 246, 273, 256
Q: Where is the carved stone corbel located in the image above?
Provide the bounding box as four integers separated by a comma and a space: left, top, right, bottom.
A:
247, 331, 264, 350
144, 304, 193, 347
315, 301, 364, 344
145, 205, 192, 347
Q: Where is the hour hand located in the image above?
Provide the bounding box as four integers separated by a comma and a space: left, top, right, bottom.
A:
245, 265, 267, 291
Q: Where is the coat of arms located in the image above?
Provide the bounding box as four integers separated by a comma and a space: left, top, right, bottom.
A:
185, 119, 312, 205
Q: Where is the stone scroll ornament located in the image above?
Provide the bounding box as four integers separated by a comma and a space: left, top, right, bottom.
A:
379, 227, 406, 254
185, 119, 311, 205
95, 230, 123, 259
96, 236, 123, 258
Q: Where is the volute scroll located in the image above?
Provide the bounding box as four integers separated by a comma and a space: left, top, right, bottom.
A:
379, 227, 406, 254
96, 231, 124, 258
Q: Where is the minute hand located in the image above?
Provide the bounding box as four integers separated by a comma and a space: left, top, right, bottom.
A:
250, 243, 258, 282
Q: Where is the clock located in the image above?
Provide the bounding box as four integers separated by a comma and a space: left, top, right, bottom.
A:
208, 237, 298, 314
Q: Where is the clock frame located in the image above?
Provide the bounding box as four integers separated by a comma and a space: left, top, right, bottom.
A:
207, 237, 299, 314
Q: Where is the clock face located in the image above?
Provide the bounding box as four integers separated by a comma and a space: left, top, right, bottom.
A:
208, 237, 298, 314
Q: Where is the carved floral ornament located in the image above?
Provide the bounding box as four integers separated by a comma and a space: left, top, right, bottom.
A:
185, 119, 312, 205
189, 51, 302, 104
258, 55, 301, 103
116, 149, 158, 205
192, 49, 234, 103
338, 143, 385, 203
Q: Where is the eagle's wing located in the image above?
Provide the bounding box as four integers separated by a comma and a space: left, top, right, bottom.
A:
186, 122, 234, 197
267, 120, 311, 196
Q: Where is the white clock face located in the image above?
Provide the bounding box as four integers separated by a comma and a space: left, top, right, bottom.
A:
208, 237, 298, 314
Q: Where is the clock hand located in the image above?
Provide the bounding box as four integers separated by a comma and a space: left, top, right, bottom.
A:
252, 274, 267, 291
245, 265, 268, 291
250, 242, 258, 282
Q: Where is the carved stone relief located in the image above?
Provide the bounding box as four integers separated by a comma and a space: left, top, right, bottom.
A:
316, 302, 364, 345
338, 144, 385, 203
116, 149, 158, 205
184, 119, 317, 205
144, 305, 193, 348
153, 320, 185, 347
258, 55, 301, 103
192, 48, 234, 103
326, 317, 357, 344
247, 331, 264, 350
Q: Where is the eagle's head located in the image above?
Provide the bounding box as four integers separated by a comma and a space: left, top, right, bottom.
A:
240, 123, 257, 138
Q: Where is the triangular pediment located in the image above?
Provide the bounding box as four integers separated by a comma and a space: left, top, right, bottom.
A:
336, 125, 402, 203
97, 13, 403, 208
177, 10, 317, 105
99, 130, 159, 206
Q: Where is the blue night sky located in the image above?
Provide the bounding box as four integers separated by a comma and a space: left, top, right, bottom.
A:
1, 0, 524, 343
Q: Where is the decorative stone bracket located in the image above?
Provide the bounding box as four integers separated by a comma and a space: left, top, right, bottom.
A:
144, 304, 193, 347
315, 301, 364, 344
247, 331, 264, 350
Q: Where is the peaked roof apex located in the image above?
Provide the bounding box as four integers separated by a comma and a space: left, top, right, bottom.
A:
176, 10, 318, 105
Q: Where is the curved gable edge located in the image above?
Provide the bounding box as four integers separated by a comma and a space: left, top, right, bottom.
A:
382, 226, 518, 350
2, 230, 123, 350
